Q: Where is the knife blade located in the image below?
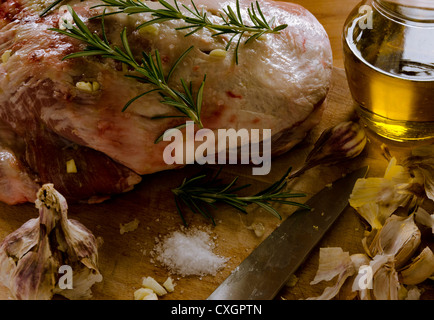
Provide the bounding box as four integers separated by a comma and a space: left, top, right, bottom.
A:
207, 166, 369, 300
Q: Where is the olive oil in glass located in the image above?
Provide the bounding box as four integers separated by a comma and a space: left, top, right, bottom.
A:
343, 0, 434, 141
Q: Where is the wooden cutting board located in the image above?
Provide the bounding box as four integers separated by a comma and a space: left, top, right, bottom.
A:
0, 67, 432, 300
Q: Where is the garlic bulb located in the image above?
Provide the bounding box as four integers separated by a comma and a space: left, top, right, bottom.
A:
0, 184, 102, 300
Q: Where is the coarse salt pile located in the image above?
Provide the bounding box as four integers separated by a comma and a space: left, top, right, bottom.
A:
153, 227, 228, 277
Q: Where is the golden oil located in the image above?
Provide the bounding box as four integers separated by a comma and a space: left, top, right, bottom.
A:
343, 0, 434, 141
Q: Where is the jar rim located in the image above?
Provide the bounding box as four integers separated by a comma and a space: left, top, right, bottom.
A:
374, 0, 434, 23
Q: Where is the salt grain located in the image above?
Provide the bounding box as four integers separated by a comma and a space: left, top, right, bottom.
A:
154, 227, 228, 277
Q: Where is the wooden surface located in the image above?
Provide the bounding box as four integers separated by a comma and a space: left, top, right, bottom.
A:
1, 67, 432, 300
1, 0, 433, 300
290, 0, 362, 69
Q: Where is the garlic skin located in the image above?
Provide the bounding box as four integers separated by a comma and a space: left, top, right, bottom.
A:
404, 144, 434, 201
366, 215, 421, 269
0, 184, 102, 300
288, 121, 367, 179
307, 248, 359, 300
349, 157, 418, 229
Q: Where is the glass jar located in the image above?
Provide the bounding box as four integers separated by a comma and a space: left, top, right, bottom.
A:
343, 0, 434, 141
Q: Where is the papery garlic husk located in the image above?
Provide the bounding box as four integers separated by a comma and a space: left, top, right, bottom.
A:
414, 207, 434, 234
404, 144, 434, 201
307, 248, 359, 300
352, 254, 400, 300
349, 157, 419, 229
399, 246, 434, 285
372, 255, 400, 300
366, 215, 421, 269
335, 253, 372, 300
0, 184, 102, 300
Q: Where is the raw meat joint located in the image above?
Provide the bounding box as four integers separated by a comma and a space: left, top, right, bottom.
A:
0, 0, 332, 204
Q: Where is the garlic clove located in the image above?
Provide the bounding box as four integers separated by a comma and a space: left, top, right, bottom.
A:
372, 256, 400, 300
9, 236, 57, 300
369, 215, 421, 269
0, 184, 102, 300
352, 254, 398, 300
305, 121, 367, 167
414, 207, 434, 234
288, 121, 367, 179
399, 246, 434, 285
349, 157, 417, 229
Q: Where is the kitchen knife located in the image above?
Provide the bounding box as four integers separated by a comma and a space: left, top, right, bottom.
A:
207, 166, 369, 300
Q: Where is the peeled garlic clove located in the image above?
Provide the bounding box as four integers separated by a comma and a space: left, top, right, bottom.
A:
399, 246, 434, 285
0, 184, 102, 300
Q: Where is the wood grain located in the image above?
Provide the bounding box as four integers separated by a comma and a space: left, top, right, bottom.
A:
288, 0, 361, 68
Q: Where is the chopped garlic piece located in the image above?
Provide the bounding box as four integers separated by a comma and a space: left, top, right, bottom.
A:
1, 50, 11, 64
66, 159, 77, 173
120, 218, 140, 235
76, 81, 93, 92
142, 276, 167, 296
58, 5, 73, 30
134, 288, 158, 300
248, 222, 265, 237
209, 49, 227, 58
163, 277, 175, 292
285, 274, 298, 287
138, 24, 159, 36
92, 81, 100, 91
76, 81, 100, 93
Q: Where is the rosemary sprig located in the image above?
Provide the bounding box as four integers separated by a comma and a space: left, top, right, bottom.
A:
172, 167, 309, 226
50, 6, 205, 143
92, 0, 288, 64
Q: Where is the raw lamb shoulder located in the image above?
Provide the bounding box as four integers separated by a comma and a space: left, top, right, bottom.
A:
0, 0, 333, 204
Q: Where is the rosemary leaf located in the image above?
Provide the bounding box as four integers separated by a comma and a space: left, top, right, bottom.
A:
40, 0, 65, 17
51, 6, 205, 141
171, 167, 309, 226
91, 0, 288, 64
